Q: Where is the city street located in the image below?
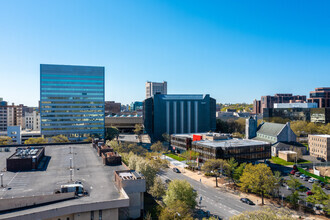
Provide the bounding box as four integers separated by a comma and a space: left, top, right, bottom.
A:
159, 169, 259, 220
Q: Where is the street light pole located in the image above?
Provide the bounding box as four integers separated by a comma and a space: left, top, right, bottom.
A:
0, 173, 3, 187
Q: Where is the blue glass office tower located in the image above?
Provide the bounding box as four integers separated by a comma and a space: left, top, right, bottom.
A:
40, 64, 105, 141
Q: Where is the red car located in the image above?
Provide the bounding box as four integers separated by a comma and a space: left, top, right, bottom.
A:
306, 191, 314, 196
290, 170, 296, 175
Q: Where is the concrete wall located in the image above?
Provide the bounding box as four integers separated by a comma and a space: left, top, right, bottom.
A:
0, 192, 75, 212
46, 208, 118, 220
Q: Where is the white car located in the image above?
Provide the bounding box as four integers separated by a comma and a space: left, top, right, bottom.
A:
286, 185, 291, 190
308, 178, 316, 183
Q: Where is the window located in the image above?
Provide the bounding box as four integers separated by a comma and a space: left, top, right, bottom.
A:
99, 210, 102, 220
91, 211, 94, 220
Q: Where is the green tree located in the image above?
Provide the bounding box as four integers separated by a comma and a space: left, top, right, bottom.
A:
286, 175, 302, 207
230, 207, 294, 220
151, 141, 166, 153
239, 163, 276, 205
105, 126, 120, 140
159, 200, 194, 220
149, 176, 166, 199
0, 136, 12, 145
162, 133, 170, 142
24, 137, 48, 145
134, 124, 143, 142
85, 137, 93, 142
163, 180, 197, 209
51, 135, 69, 143
233, 162, 246, 183
306, 183, 329, 205
202, 159, 227, 187
225, 157, 238, 183
181, 150, 199, 163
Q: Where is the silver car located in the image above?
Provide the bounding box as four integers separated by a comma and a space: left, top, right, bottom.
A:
308, 178, 315, 183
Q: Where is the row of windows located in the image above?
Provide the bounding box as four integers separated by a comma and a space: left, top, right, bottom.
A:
41, 92, 104, 96
42, 127, 104, 131
42, 97, 104, 100
42, 101, 103, 104
41, 110, 104, 114
42, 105, 103, 109
41, 88, 104, 92
42, 96, 104, 100
42, 118, 104, 122
42, 122, 104, 127
41, 78, 104, 83
41, 74, 104, 79
42, 83, 103, 87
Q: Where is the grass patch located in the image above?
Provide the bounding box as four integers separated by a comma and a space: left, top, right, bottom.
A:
270, 157, 311, 166
164, 153, 185, 161
297, 167, 329, 184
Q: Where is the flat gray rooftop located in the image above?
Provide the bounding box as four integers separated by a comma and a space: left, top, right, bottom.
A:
0, 144, 127, 218
194, 138, 270, 148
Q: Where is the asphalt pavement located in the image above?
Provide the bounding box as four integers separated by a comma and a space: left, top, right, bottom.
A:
159, 169, 259, 220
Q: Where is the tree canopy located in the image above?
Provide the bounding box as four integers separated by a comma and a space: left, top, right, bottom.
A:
0, 136, 12, 145
51, 135, 69, 143
306, 183, 330, 205
230, 207, 295, 220
159, 200, 194, 220
150, 141, 167, 153
105, 126, 120, 140
163, 179, 197, 209
239, 163, 276, 205
202, 159, 227, 187
24, 137, 48, 145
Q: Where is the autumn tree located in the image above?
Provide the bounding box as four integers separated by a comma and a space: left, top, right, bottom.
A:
149, 177, 166, 199
24, 137, 48, 145
202, 159, 227, 187
233, 162, 246, 183
151, 141, 167, 153
239, 163, 276, 205
306, 183, 329, 205
286, 175, 302, 207
51, 135, 69, 143
163, 179, 197, 209
159, 200, 194, 220
230, 207, 295, 220
0, 136, 12, 145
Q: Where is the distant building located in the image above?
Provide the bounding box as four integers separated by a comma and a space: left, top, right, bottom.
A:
144, 94, 216, 141
263, 107, 330, 124
7, 103, 24, 128
130, 101, 143, 112
171, 133, 271, 162
105, 114, 143, 133
253, 94, 306, 114
246, 116, 258, 139
0, 99, 7, 131
105, 101, 121, 115
274, 103, 318, 108
309, 134, 330, 161
308, 87, 330, 108
24, 110, 40, 131
7, 126, 22, 144
145, 81, 167, 99
40, 64, 105, 141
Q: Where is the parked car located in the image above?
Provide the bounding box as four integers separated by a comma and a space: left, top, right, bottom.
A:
172, 168, 181, 173
303, 176, 310, 181
300, 174, 306, 179
295, 172, 301, 177
306, 191, 314, 196
324, 184, 330, 190
290, 170, 296, 175
308, 178, 316, 183
320, 158, 326, 162
240, 198, 255, 205
320, 182, 325, 187
286, 185, 291, 190
165, 179, 171, 184
298, 185, 309, 192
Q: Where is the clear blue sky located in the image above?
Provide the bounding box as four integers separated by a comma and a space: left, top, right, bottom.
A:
0, 0, 329, 106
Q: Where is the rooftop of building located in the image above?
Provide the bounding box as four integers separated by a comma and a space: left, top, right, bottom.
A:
171, 132, 231, 139
278, 150, 297, 155
7, 147, 44, 160
194, 138, 270, 149
309, 134, 330, 138
116, 170, 144, 181
257, 122, 287, 137
0, 143, 128, 218
154, 94, 210, 100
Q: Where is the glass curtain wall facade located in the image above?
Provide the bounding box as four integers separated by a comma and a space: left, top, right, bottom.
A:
40, 64, 105, 141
